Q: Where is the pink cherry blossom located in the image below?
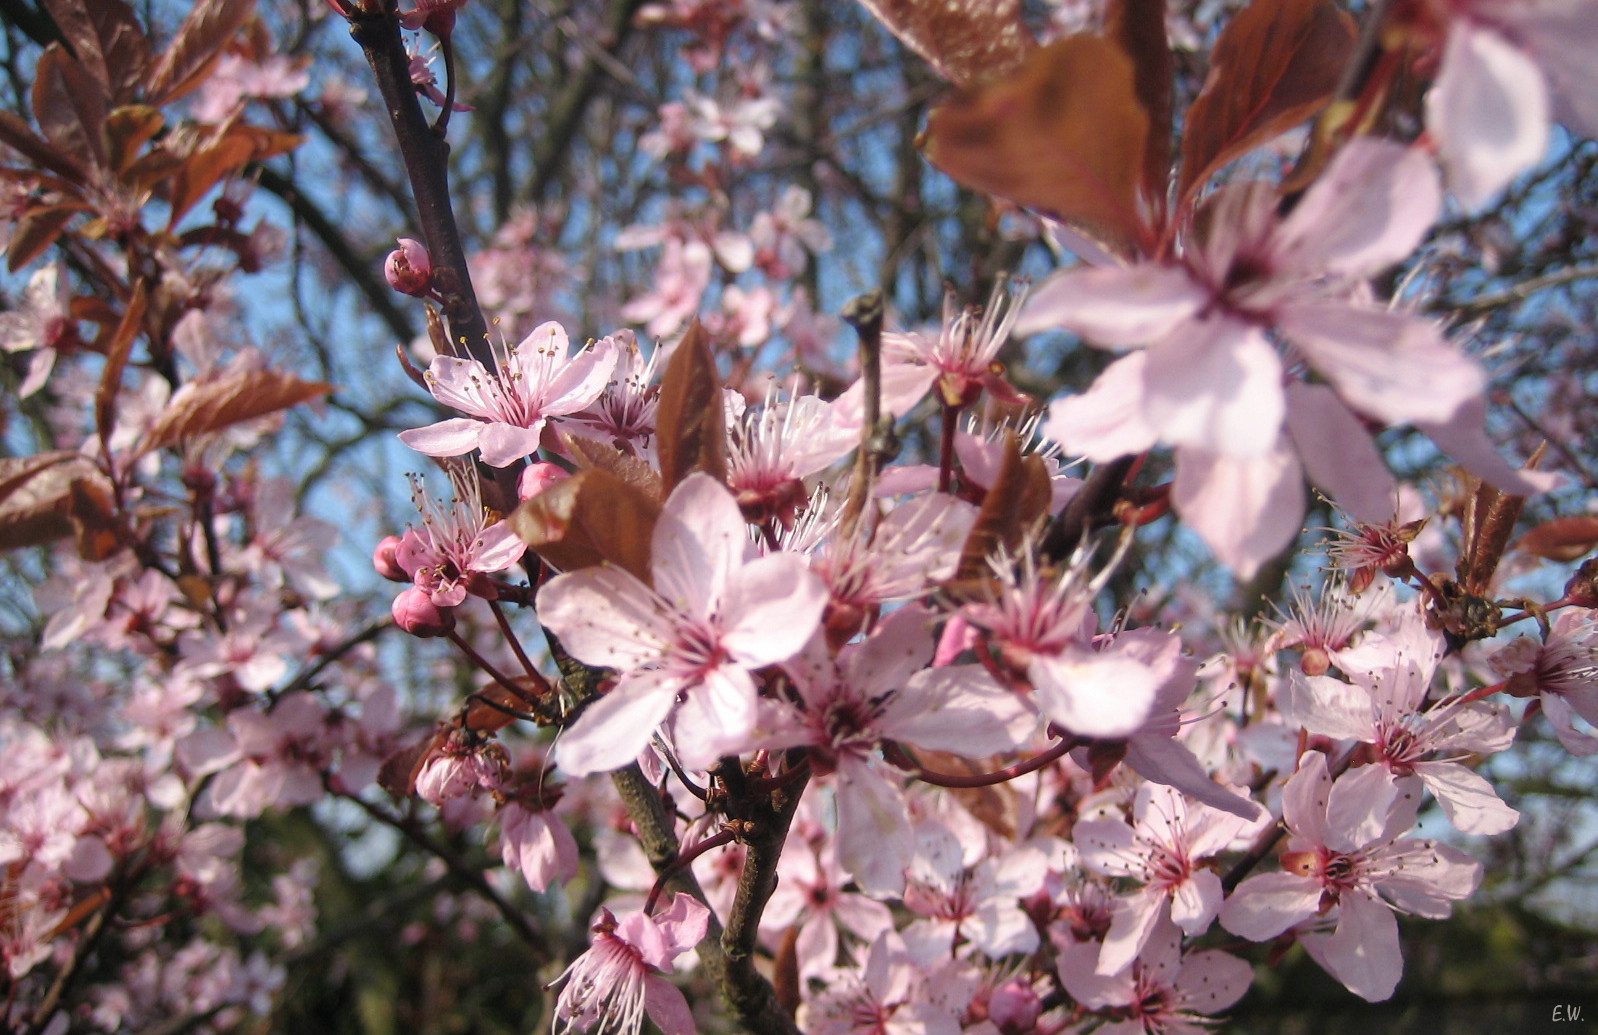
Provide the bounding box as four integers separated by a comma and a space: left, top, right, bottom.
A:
1056, 915, 1252, 1034
1491, 608, 1598, 755
1285, 609, 1519, 835
537, 472, 827, 775
393, 460, 525, 607
0, 262, 74, 397
552, 894, 709, 1035
499, 800, 580, 892
756, 608, 1033, 895
1074, 782, 1265, 975
1020, 140, 1514, 574
1220, 751, 1482, 1001
399, 321, 615, 467
961, 548, 1168, 739
1425, 0, 1598, 209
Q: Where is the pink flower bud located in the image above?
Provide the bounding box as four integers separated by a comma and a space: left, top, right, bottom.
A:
373, 534, 410, 582
385, 238, 433, 296
988, 980, 1041, 1034
392, 586, 455, 637
517, 461, 571, 502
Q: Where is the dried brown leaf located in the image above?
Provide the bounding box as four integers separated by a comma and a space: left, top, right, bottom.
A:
509, 469, 661, 582
138, 367, 334, 456
655, 319, 727, 493
1178, 0, 1355, 206
854, 0, 1035, 86
923, 35, 1153, 259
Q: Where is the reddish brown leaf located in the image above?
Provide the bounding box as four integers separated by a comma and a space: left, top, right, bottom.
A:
1105, 0, 1174, 221
104, 105, 165, 175
923, 36, 1153, 259
1515, 516, 1598, 563
95, 284, 145, 446
463, 681, 541, 734
1457, 475, 1527, 595
377, 735, 432, 799
560, 432, 665, 502
0, 110, 86, 182
164, 126, 302, 226
32, 46, 107, 170
956, 433, 1052, 580
137, 367, 334, 456
68, 475, 121, 561
7, 202, 85, 272
655, 319, 728, 493
43, 0, 151, 105
1178, 0, 1354, 206
147, 0, 256, 106
509, 469, 661, 583
0, 453, 106, 552
854, 0, 1035, 86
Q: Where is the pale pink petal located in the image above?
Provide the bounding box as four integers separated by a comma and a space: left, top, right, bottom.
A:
1097, 887, 1165, 975
1283, 382, 1396, 523
1123, 735, 1264, 820
555, 669, 678, 777
1428, 23, 1549, 210
1142, 316, 1283, 455
423, 355, 492, 413
472, 521, 527, 572
1043, 353, 1160, 462
1172, 949, 1253, 1014
835, 753, 913, 896
1376, 838, 1481, 914
1278, 304, 1482, 426
1324, 763, 1404, 853
398, 417, 484, 457
1171, 445, 1303, 581
1416, 394, 1563, 496
1303, 891, 1403, 1002
1171, 869, 1223, 935
1413, 761, 1519, 835
1274, 138, 1440, 276
1282, 671, 1378, 743
1542, 692, 1598, 755
1056, 939, 1135, 1006
1029, 646, 1159, 739
884, 665, 1034, 753
671, 665, 759, 770
476, 421, 546, 467
651, 473, 751, 619
1015, 264, 1207, 344
535, 567, 671, 669
719, 554, 827, 666
795, 913, 840, 980
642, 975, 698, 1035
1282, 751, 1332, 845
1218, 871, 1324, 941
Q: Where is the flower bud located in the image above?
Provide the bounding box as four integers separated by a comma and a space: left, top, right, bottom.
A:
518, 461, 571, 502
392, 586, 455, 637
988, 979, 1041, 1034
385, 238, 433, 296
373, 534, 410, 582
